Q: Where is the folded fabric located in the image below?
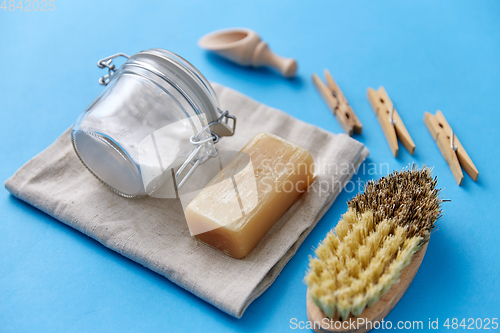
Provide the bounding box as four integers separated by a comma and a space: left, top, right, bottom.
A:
4, 83, 369, 318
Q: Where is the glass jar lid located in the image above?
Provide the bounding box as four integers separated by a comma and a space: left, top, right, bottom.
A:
72, 49, 236, 198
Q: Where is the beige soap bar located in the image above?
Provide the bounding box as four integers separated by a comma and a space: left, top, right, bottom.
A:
185, 132, 314, 259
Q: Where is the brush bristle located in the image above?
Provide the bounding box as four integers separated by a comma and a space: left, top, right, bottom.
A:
305, 166, 442, 320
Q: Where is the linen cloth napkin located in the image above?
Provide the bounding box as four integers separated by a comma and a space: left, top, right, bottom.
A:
5, 83, 369, 318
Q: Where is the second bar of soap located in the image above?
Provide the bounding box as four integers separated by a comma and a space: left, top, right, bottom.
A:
185, 132, 314, 259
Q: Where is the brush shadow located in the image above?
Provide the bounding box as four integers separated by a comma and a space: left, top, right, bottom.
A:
386, 223, 472, 322
287, 158, 469, 326
243, 159, 378, 326
228, 162, 378, 329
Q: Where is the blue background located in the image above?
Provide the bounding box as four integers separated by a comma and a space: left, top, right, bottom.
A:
1, 1, 499, 332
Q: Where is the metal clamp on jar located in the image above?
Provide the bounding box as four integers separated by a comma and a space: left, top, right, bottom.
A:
72, 49, 236, 198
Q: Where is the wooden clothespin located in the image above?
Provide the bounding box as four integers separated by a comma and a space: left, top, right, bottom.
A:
367, 86, 415, 157
424, 110, 478, 185
312, 69, 362, 136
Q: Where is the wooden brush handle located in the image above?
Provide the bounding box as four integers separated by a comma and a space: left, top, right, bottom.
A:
306, 242, 429, 333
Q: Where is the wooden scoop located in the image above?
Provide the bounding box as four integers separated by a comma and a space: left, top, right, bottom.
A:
198, 28, 298, 78
306, 243, 428, 333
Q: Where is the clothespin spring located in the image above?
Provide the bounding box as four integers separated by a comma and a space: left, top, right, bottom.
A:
389, 107, 396, 125
450, 130, 457, 152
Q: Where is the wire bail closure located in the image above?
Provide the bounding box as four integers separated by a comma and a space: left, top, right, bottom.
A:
97, 53, 130, 85
175, 110, 236, 189
96, 52, 237, 191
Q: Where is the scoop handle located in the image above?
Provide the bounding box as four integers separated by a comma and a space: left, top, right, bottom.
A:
253, 42, 298, 78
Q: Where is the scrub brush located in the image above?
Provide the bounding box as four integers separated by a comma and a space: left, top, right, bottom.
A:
305, 167, 442, 331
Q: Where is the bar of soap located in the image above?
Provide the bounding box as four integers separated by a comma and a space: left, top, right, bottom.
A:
185, 132, 314, 259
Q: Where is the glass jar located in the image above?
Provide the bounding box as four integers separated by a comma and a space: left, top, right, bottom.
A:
71, 49, 236, 198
